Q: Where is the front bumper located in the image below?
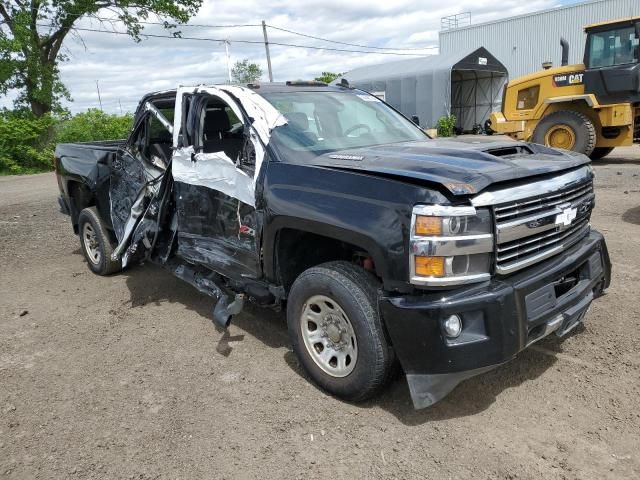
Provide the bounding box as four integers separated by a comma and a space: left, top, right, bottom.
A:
380, 230, 611, 409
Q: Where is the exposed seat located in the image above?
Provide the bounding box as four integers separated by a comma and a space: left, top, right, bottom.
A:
203, 108, 244, 161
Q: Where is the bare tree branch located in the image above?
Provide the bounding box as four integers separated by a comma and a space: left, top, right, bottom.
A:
0, 3, 13, 27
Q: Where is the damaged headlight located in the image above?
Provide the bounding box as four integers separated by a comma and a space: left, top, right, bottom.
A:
410, 205, 493, 286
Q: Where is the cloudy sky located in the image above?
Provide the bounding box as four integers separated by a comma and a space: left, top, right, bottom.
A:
4, 0, 581, 114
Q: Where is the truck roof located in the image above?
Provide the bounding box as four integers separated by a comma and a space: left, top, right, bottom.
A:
141, 82, 349, 101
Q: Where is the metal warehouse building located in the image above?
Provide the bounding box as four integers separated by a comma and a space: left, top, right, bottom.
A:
440, 0, 639, 78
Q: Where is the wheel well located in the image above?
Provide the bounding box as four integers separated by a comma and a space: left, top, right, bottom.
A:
67, 181, 96, 233
540, 102, 602, 130
275, 229, 378, 291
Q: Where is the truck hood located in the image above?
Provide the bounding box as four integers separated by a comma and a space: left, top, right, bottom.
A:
309, 138, 591, 196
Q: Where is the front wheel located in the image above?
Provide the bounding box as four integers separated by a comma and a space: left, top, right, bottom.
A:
286, 261, 395, 402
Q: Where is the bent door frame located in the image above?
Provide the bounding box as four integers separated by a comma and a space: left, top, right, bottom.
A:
171, 87, 264, 281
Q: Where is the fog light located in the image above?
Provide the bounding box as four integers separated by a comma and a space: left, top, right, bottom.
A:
443, 315, 462, 338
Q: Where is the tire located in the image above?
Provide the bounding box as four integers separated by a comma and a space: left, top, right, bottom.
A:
286, 261, 395, 402
78, 207, 122, 276
532, 110, 596, 156
589, 147, 614, 160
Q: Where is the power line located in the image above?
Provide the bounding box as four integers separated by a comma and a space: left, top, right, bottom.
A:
30, 13, 436, 53
267, 24, 438, 51
36, 23, 430, 56
85, 16, 262, 29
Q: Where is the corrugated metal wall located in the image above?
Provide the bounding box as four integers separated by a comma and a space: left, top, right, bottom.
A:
439, 0, 638, 78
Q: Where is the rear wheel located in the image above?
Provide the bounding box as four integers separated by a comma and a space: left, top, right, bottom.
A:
286, 261, 395, 402
589, 147, 615, 160
532, 110, 596, 156
78, 207, 122, 276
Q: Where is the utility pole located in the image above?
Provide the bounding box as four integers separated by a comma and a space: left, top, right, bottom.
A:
224, 40, 232, 84
118, 99, 123, 115
95, 80, 103, 111
261, 20, 273, 82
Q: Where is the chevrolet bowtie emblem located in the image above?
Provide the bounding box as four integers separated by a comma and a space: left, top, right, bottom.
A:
555, 205, 578, 227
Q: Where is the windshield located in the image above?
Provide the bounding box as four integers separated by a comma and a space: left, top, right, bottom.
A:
261, 90, 427, 159
588, 26, 639, 68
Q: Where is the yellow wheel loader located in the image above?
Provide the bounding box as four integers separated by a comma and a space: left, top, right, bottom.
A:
487, 17, 640, 159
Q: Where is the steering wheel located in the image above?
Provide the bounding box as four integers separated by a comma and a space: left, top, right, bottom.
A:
344, 123, 372, 136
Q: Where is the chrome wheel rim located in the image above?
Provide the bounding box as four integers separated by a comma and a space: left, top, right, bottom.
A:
300, 294, 358, 377
82, 223, 101, 265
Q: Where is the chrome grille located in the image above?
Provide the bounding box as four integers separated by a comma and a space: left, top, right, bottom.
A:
493, 178, 594, 274
494, 182, 593, 223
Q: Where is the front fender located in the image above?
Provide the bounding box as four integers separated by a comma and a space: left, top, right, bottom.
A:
262, 162, 449, 292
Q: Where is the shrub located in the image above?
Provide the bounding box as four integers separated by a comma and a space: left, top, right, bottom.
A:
0, 113, 55, 174
0, 109, 134, 175
56, 109, 133, 144
436, 114, 457, 138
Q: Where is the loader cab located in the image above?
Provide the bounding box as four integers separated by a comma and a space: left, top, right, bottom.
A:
583, 17, 640, 104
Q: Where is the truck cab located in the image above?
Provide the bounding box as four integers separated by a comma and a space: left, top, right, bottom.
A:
55, 82, 611, 409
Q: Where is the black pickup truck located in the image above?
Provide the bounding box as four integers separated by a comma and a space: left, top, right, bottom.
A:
55, 82, 611, 409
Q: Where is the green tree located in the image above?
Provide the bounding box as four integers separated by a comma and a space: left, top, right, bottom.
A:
231, 59, 263, 84
0, 108, 134, 175
56, 109, 133, 144
0, 0, 202, 117
314, 72, 341, 84
0, 110, 54, 173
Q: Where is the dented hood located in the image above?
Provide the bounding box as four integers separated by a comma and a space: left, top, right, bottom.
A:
309, 138, 591, 195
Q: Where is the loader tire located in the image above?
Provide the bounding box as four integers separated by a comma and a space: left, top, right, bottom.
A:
589, 147, 614, 160
532, 110, 596, 156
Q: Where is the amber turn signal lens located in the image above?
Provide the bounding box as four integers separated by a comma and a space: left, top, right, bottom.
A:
415, 256, 445, 277
415, 216, 442, 235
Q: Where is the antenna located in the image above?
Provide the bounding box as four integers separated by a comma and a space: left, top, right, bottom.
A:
224, 40, 232, 84
95, 80, 103, 111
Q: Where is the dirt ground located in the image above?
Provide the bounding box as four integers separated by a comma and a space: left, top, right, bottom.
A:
1, 147, 639, 479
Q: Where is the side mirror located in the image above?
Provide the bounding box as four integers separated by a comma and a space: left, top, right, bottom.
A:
411, 115, 420, 126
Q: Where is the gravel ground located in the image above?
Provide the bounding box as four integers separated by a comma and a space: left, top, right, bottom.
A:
1, 147, 639, 479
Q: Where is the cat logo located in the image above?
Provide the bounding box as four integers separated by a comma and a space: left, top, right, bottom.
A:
552, 72, 584, 87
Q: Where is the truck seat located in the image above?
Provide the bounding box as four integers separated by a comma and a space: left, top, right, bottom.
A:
282, 112, 318, 146
203, 109, 244, 161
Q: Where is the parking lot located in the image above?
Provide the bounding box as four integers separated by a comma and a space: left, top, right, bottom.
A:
1, 147, 639, 479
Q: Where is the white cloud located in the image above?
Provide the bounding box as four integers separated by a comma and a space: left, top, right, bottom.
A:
2, 0, 565, 113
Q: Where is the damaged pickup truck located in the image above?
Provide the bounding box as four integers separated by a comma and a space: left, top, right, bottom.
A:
55, 82, 611, 409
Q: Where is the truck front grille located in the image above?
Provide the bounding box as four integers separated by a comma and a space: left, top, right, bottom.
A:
492, 178, 594, 274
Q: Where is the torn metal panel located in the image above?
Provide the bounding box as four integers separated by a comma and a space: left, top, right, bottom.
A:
109, 152, 149, 241
218, 86, 287, 143
172, 146, 255, 207
172, 86, 286, 192
173, 180, 261, 280
111, 189, 148, 265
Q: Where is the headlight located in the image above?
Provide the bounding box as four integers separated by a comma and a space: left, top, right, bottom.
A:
410, 205, 494, 286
